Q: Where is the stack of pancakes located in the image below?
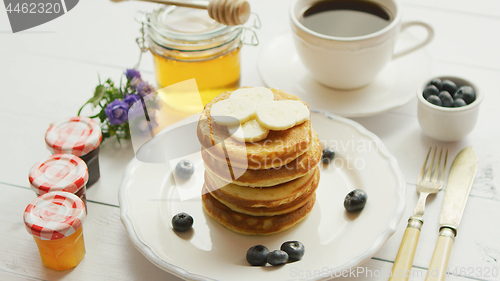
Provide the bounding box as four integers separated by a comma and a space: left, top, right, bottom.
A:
197, 88, 321, 235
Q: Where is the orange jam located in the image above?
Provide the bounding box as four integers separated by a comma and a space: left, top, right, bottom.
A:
33, 227, 86, 271
145, 6, 245, 113
24, 192, 86, 271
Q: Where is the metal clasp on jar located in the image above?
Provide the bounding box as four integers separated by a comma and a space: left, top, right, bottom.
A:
240, 12, 261, 46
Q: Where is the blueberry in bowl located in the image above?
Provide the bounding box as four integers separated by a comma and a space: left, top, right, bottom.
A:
438, 91, 454, 107
454, 86, 476, 104
422, 85, 439, 100
417, 76, 483, 141
423, 78, 477, 108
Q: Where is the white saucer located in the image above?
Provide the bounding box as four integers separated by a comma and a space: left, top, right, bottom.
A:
119, 111, 406, 281
258, 33, 433, 117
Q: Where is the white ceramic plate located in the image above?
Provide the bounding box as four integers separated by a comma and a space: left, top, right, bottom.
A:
119, 111, 405, 281
257, 33, 433, 117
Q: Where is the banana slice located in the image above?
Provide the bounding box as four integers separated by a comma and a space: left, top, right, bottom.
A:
210, 97, 255, 126
229, 87, 274, 105
282, 100, 310, 125
229, 119, 269, 142
255, 101, 296, 130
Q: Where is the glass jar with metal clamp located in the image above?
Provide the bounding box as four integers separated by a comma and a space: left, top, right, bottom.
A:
135, 5, 260, 113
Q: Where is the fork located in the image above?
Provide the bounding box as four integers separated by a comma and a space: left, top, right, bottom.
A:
389, 147, 448, 281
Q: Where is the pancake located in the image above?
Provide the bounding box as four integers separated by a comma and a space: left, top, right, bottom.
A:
203, 131, 321, 187
204, 167, 320, 208
197, 88, 312, 170
203, 174, 318, 216
202, 191, 316, 235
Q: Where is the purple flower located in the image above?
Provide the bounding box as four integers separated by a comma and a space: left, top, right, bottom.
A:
124, 94, 142, 106
136, 81, 154, 97
105, 100, 129, 125
125, 69, 141, 80
128, 100, 145, 120
130, 77, 141, 89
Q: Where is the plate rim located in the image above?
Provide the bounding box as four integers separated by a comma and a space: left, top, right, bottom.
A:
119, 110, 406, 281
257, 32, 433, 118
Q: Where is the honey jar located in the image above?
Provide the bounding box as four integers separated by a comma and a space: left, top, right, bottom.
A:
140, 6, 258, 113
23, 191, 86, 271
29, 154, 89, 212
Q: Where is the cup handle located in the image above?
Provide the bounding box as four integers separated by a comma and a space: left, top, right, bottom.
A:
392, 21, 434, 60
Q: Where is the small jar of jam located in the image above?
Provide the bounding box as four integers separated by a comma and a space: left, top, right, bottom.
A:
23, 191, 86, 271
45, 116, 102, 187
139, 6, 259, 113
29, 154, 89, 212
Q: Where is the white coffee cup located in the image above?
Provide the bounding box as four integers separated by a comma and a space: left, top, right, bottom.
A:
290, 0, 434, 90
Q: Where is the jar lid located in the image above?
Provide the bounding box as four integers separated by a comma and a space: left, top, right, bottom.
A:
45, 116, 102, 157
24, 191, 86, 240
29, 154, 89, 195
155, 6, 224, 36
147, 5, 243, 51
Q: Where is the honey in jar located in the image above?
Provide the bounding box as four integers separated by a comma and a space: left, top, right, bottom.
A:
145, 6, 246, 113
24, 192, 86, 271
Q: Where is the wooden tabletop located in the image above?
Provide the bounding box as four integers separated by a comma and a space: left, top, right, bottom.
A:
1, 0, 499, 280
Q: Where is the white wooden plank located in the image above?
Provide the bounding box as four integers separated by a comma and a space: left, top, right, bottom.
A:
400, 6, 500, 71
2, 0, 500, 75
0, 0, 154, 71
375, 184, 500, 281
286, 258, 478, 281
0, 111, 135, 206
0, 270, 42, 281
0, 1, 499, 280
401, 0, 500, 19
0, 53, 155, 119
353, 60, 500, 201
0, 184, 182, 281
1, 58, 498, 205
2, 183, 488, 281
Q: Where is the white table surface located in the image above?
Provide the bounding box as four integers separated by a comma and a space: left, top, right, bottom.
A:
1, 0, 499, 280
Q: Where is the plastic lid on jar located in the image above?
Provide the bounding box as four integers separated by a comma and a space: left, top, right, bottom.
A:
24, 191, 86, 240
45, 116, 102, 157
29, 154, 89, 195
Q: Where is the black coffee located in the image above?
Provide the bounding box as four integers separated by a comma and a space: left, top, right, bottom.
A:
300, 0, 392, 37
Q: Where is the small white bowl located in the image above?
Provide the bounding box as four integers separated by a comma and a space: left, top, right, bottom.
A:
417, 76, 483, 142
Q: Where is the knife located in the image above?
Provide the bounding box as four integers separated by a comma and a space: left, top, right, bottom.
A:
425, 146, 478, 281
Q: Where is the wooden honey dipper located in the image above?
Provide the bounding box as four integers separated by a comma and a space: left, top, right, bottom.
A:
111, 0, 251, 26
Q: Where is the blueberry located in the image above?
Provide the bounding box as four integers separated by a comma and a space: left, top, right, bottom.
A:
441, 80, 458, 95
246, 245, 270, 266
438, 91, 454, 107
172, 212, 194, 232
428, 78, 442, 91
454, 86, 476, 104
280, 241, 305, 261
426, 95, 442, 106
175, 160, 194, 179
344, 189, 368, 212
423, 85, 439, 100
322, 147, 335, 164
453, 98, 467, 107
266, 250, 289, 266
